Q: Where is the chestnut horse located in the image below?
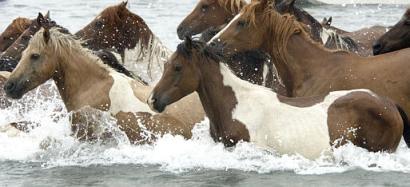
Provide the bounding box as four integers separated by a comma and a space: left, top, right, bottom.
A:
4, 26, 205, 143
76, 1, 171, 83
0, 12, 53, 72
180, 0, 381, 56
373, 9, 410, 55
0, 17, 32, 52
149, 38, 405, 159
208, 0, 410, 146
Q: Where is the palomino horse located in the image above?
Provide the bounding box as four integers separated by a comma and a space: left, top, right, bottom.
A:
4, 26, 205, 143
76, 1, 171, 83
0, 17, 32, 52
373, 9, 410, 55
149, 38, 405, 159
208, 0, 410, 146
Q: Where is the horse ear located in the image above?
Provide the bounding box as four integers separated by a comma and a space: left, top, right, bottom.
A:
327, 17, 332, 26
120, 1, 128, 8
44, 11, 50, 19
184, 36, 193, 50
43, 28, 50, 44
37, 12, 45, 26
276, 0, 296, 13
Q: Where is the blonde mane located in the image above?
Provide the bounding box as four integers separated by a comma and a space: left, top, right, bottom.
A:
28, 27, 113, 74
217, 0, 247, 14
11, 17, 32, 32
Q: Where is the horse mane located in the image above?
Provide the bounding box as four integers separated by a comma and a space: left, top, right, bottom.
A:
11, 17, 32, 32
241, 1, 347, 67
30, 27, 146, 84
217, 0, 247, 14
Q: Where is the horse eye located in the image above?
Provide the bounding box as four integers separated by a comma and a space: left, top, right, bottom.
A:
174, 64, 182, 72
237, 20, 247, 28
405, 20, 410, 26
31, 53, 40, 61
95, 21, 104, 28
201, 4, 209, 12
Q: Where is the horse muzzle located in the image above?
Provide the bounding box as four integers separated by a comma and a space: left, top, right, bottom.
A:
4, 79, 25, 99
177, 26, 193, 40
147, 92, 168, 113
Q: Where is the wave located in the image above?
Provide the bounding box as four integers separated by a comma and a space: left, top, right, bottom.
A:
1, 84, 410, 175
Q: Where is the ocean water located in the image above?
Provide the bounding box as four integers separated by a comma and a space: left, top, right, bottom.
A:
0, 0, 409, 186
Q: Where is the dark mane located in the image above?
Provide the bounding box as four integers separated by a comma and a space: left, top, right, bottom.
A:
176, 39, 270, 67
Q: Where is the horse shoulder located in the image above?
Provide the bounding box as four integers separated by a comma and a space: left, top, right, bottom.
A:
108, 72, 152, 115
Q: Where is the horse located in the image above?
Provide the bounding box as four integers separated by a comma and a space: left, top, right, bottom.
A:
149, 38, 406, 160
178, 0, 360, 54
319, 15, 388, 56
208, 0, 410, 146
0, 12, 53, 72
76, 1, 171, 84
177, 0, 247, 40
0, 17, 32, 52
3, 25, 205, 143
373, 9, 410, 55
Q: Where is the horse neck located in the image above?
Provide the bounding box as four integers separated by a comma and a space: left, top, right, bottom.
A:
275, 33, 353, 95
195, 59, 239, 138
52, 48, 112, 111
292, 7, 322, 43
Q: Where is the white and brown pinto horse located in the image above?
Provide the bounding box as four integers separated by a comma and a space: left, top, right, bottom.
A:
149, 39, 405, 159
208, 0, 410, 146
3, 26, 205, 143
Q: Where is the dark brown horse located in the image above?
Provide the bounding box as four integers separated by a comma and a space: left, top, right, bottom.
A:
4, 25, 205, 143
373, 9, 410, 55
76, 1, 171, 83
149, 38, 406, 159
0, 17, 32, 52
208, 0, 410, 146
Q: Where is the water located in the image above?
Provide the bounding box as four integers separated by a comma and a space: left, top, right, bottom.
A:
0, 0, 409, 186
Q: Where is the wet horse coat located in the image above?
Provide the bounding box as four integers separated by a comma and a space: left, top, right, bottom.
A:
150, 40, 404, 159
76, 2, 171, 83
4, 27, 205, 143
208, 0, 410, 146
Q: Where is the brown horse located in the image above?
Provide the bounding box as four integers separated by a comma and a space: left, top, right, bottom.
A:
149, 38, 405, 159
179, 0, 360, 54
0, 12, 54, 72
373, 9, 410, 55
76, 1, 171, 83
4, 26, 205, 143
0, 17, 32, 52
208, 0, 410, 146
177, 0, 246, 39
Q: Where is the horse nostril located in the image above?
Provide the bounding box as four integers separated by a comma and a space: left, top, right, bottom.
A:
177, 26, 186, 40
4, 81, 15, 92
373, 43, 383, 55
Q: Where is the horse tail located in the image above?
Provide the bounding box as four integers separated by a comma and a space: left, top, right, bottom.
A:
396, 105, 410, 147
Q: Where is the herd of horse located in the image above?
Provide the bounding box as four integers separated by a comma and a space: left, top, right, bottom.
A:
0, 0, 410, 159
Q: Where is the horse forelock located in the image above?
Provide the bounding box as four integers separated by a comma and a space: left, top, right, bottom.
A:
217, 0, 247, 14
29, 27, 114, 74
